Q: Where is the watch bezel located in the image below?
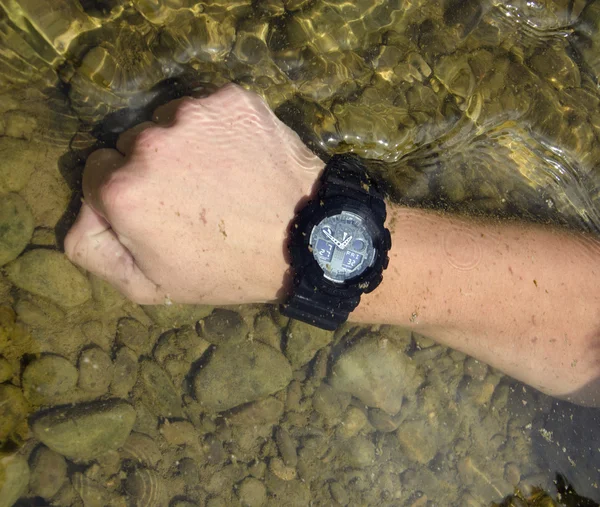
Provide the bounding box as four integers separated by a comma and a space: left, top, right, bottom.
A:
287, 195, 391, 298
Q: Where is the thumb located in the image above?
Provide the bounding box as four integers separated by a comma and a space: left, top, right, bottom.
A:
64, 201, 164, 304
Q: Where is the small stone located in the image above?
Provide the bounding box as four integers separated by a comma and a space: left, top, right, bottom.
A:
368, 408, 400, 432
237, 477, 267, 507
504, 462, 521, 487
464, 357, 488, 380
329, 481, 349, 506
252, 313, 282, 351
30, 227, 56, 247
120, 432, 162, 468
78, 346, 113, 394
28, 446, 67, 499
0, 138, 36, 192
5, 250, 91, 307
22, 354, 78, 405
110, 346, 139, 398
0, 455, 30, 507
200, 309, 248, 345
396, 420, 438, 465
194, 342, 292, 412
330, 334, 420, 414
0, 384, 28, 442
227, 397, 284, 426
337, 406, 368, 438
72, 473, 112, 507
0, 356, 13, 382
341, 436, 375, 468
21, 166, 70, 227
275, 427, 297, 467
0, 193, 34, 266
159, 420, 197, 446
136, 360, 184, 418
31, 399, 136, 460
125, 468, 167, 507
142, 303, 213, 328
268, 457, 296, 481
312, 382, 351, 424
284, 319, 333, 368
116, 317, 152, 356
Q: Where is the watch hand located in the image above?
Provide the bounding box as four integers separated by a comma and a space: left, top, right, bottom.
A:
323, 230, 343, 248
341, 235, 353, 249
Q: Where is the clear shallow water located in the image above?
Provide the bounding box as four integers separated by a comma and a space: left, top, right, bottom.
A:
0, 0, 599, 506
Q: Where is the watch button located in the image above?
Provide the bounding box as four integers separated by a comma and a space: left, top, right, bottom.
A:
385, 229, 392, 249
383, 256, 389, 269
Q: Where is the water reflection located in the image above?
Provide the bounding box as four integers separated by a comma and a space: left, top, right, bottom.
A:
0, 0, 599, 505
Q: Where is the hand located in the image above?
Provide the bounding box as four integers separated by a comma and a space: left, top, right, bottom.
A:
322, 229, 344, 249
340, 234, 353, 249
65, 84, 325, 305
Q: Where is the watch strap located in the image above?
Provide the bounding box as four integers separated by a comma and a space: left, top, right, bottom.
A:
281, 275, 361, 331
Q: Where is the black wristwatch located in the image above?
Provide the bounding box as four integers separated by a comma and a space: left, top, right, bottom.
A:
281, 154, 392, 331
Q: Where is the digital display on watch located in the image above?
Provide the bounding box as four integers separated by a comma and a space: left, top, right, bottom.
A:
309, 211, 376, 283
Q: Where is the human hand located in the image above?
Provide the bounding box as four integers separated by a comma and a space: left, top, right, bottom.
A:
65, 84, 325, 305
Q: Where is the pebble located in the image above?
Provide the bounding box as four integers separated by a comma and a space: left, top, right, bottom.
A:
269, 457, 297, 481
0, 137, 36, 192
368, 407, 400, 433
125, 468, 167, 507
312, 382, 351, 425
337, 406, 368, 438
226, 397, 284, 426
159, 420, 197, 446
81, 319, 113, 352
396, 420, 438, 465
200, 308, 249, 345
137, 359, 184, 418
329, 481, 349, 506
0, 455, 30, 507
194, 342, 292, 412
78, 346, 113, 394
0, 384, 29, 441
32, 399, 136, 460
116, 317, 152, 356
0, 193, 34, 266
252, 313, 282, 351
0, 356, 13, 382
284, 319, 333, 368
275, 426, 297, 467
330, 334, 420, 414
28, 445, 68, 499
110, 346, 139, 398
237, 477, 267, 507
22, 354, 78, 405
464, 356, 488, 380
71, 472, 112, 507
5, 250, 91, 307
142, 303, 213, 329
120, 432, 162, 468
341, 436, 375, 468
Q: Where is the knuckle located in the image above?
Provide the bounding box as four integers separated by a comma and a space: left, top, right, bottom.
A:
99, 174, 136, 219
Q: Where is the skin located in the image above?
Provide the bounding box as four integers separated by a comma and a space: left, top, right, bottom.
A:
65, 84, 600, 406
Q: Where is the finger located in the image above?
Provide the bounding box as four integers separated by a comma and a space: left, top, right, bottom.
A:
64, 201, 164, 304
82, 148, 125, 218
116, 121, 155, 156
152, 96, 196, 125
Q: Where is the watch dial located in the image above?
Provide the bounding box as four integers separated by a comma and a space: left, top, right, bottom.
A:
309, 211, 376, 283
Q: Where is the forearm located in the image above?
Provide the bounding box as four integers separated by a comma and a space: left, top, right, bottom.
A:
352, 205, 600, 405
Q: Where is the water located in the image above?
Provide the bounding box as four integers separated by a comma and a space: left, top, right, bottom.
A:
0, 0, 599, 505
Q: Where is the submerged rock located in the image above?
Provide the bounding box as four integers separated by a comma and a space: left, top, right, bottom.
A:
284, 319, 333, 368
28, 445, 67, 499
136, 359, 184, 418
330, 334, 421, 414
194, 341, 292, 412
125, 468, 167, 507
5, 250, 91, 308
0, 384, 28, 442
0, 455, 30, 507
78, 346, 113, 394
0, 193, 34, 266
22, 354, 78, 405
31, 399, 136, 460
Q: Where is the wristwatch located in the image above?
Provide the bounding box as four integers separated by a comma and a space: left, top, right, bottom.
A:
281, 154, 392, 330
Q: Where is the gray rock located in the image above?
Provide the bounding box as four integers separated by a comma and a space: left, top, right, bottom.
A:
28, 445, 67, 499
237, 477, 267, 507
120, 431, 162, 468
31, 399, 136, 460
227, 397, 284, 426
0, 384, 28, 442
341, 436, 375, 468
137, 360, 184, 418
110, 346, 139, 398
194, 342, 292, 412
78, 346, 113, 394
200, 309, 248, 345
22, 354, 79, 405
0, 138, 36, 192
0, 455, 30, 507
0, 193, 34, 266
330, 334, 421, 414
284, 320, 333, 368
396, 420, 438, 465
312, 382, 351, 425
5, 250, 91, 307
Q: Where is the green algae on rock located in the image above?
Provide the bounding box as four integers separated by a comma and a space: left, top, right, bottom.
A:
21, 354, 79, 406
5, 250, 92, 308
31, 399, 136, 460
0, 454, 30, 507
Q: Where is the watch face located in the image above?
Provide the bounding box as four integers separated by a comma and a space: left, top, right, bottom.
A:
309, 211, 376, 283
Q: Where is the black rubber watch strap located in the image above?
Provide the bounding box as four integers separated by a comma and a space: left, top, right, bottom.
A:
319, 154, 385, 202
282, 275, 361, 331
